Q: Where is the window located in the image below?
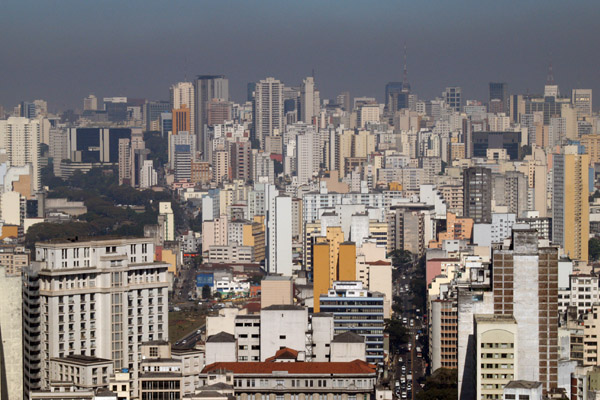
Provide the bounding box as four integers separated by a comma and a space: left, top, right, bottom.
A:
149, 347, 158, 357
279, 335, 286, 339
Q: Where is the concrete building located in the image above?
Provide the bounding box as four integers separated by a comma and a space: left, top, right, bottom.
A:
159, 202, 175, 242
49, 355, 113, 391
475, 314, 518, 400
265, 185, 292, 276
320, 281, 385, 364
234, 315, 260, 362
0, 267, 23, 400
170, 82, 195, 135
553, 146, 590, 262
443, 86, 462, 112
0, 116, 41, 191
201, 360, 376, 400
194, 75, 229, 160
330, 331, 367, 363
492, 228, 559, 393
503, 380, 543, 400
205, 332, 237, 365
260, 276, 293, 309
260, 305, 308, 361
253, 77, 284, 149
463, 167, 492, 224
24, 238, 169, 397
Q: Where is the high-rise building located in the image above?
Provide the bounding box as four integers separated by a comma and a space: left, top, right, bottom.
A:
67, 127, 131, 164
553, 146, 590, 262
170, 82, 195, 135
194, 75, 229, 160
83, 94, 98, 111
265, 184, 292, 276
174, 144, 192, 181
118, 138, 132, 185
492, 228, 559, 393
207, 99, 232, 127
385, 82, 409, 113
172, 106, 190, 135
139, 160, 157, 188
253, 77, 284, 149
0, 117, 41, 191
230, 141, 252, 182
0, 267, 23, 400
300, 76, 319, 124
313, 228, 355, 313
443, 86, 462, 112
23, 239, 169, 396
489, 82, 508, 113
159, 202, 175, 241
572, 89, 593, 118
336, 91, 351, 111
463, 167, 492, 224
212, 147, 230, 186
143, 100, 172, 132
319, 281, 384, 364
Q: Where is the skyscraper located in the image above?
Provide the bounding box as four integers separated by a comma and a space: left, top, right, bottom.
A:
300, 76, 319, 124
172, 106, 190, 135
170, 82, 195, 134
489, 82, 508, 113
572, 89, 593, 118
193, 75, 229, 160
83, 94, 98, 111
463, 167, 492, 224
253, 77, 284, 149
385, 82, 409, 114
265, 184, 292, 276
442, 86, 462, 112
553, 145, 590, 262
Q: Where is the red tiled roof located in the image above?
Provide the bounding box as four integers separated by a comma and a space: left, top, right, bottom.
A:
265, 347, 299, 362
202, 359, 376, 375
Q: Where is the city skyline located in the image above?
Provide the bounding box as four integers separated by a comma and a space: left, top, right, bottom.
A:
2, 0, 600, 110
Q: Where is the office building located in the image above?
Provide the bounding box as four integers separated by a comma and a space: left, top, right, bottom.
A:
553, 146, 590, 262
207, 99, 232, 127
172, 106, 190, 135
489, 82, 508, 113
230, 141, 252, 182
194, 75, 229, 160
170, 82, 195, 135
443, 86, 462, 112
320, 281, 385, 364
463, 167, 492, 224
67, 127, 132, 164
385, 82, 410, 114
23, 238, 169, 396
253, 77, 284, 149
212, 148, 230, 186
143, 100, 171, 130
572, 89, 592, 118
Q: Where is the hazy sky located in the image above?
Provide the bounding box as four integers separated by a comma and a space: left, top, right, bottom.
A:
2, 0, 599, 112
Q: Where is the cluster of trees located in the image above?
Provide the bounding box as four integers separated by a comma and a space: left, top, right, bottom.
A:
590, 237, 600, 261
27, 167, 178, 248
416, 368, 457, 400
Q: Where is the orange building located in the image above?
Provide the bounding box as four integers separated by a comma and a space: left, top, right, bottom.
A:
429, 212, 474, 248
172, 105, 190, 135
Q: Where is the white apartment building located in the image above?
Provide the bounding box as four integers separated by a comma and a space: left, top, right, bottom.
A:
0, 116, 41, 191
25, 238, 169, 397
0, 267, 23, 400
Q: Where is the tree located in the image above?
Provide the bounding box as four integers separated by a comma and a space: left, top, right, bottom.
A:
385, 318, 408, 353
416, 368, 457, 400
202, 285, 212, 300
213, 291, 222, 300
590, 237, 600, 261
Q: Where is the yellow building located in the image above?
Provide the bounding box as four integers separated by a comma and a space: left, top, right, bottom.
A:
241, 216, 265, 262
172, 105, 190, 135
312, 227, 356, 312
553, 147, 590, 262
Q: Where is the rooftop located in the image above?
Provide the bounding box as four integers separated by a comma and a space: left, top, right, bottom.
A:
207, 332, 236, 343
504, 380, 542, 390
332, 331, 365, 344
262, 304, 305, 311
51, 354, 112, 365
203, 359, 376, 375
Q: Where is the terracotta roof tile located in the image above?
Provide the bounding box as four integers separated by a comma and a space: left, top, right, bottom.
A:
202, 360, 376, 375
